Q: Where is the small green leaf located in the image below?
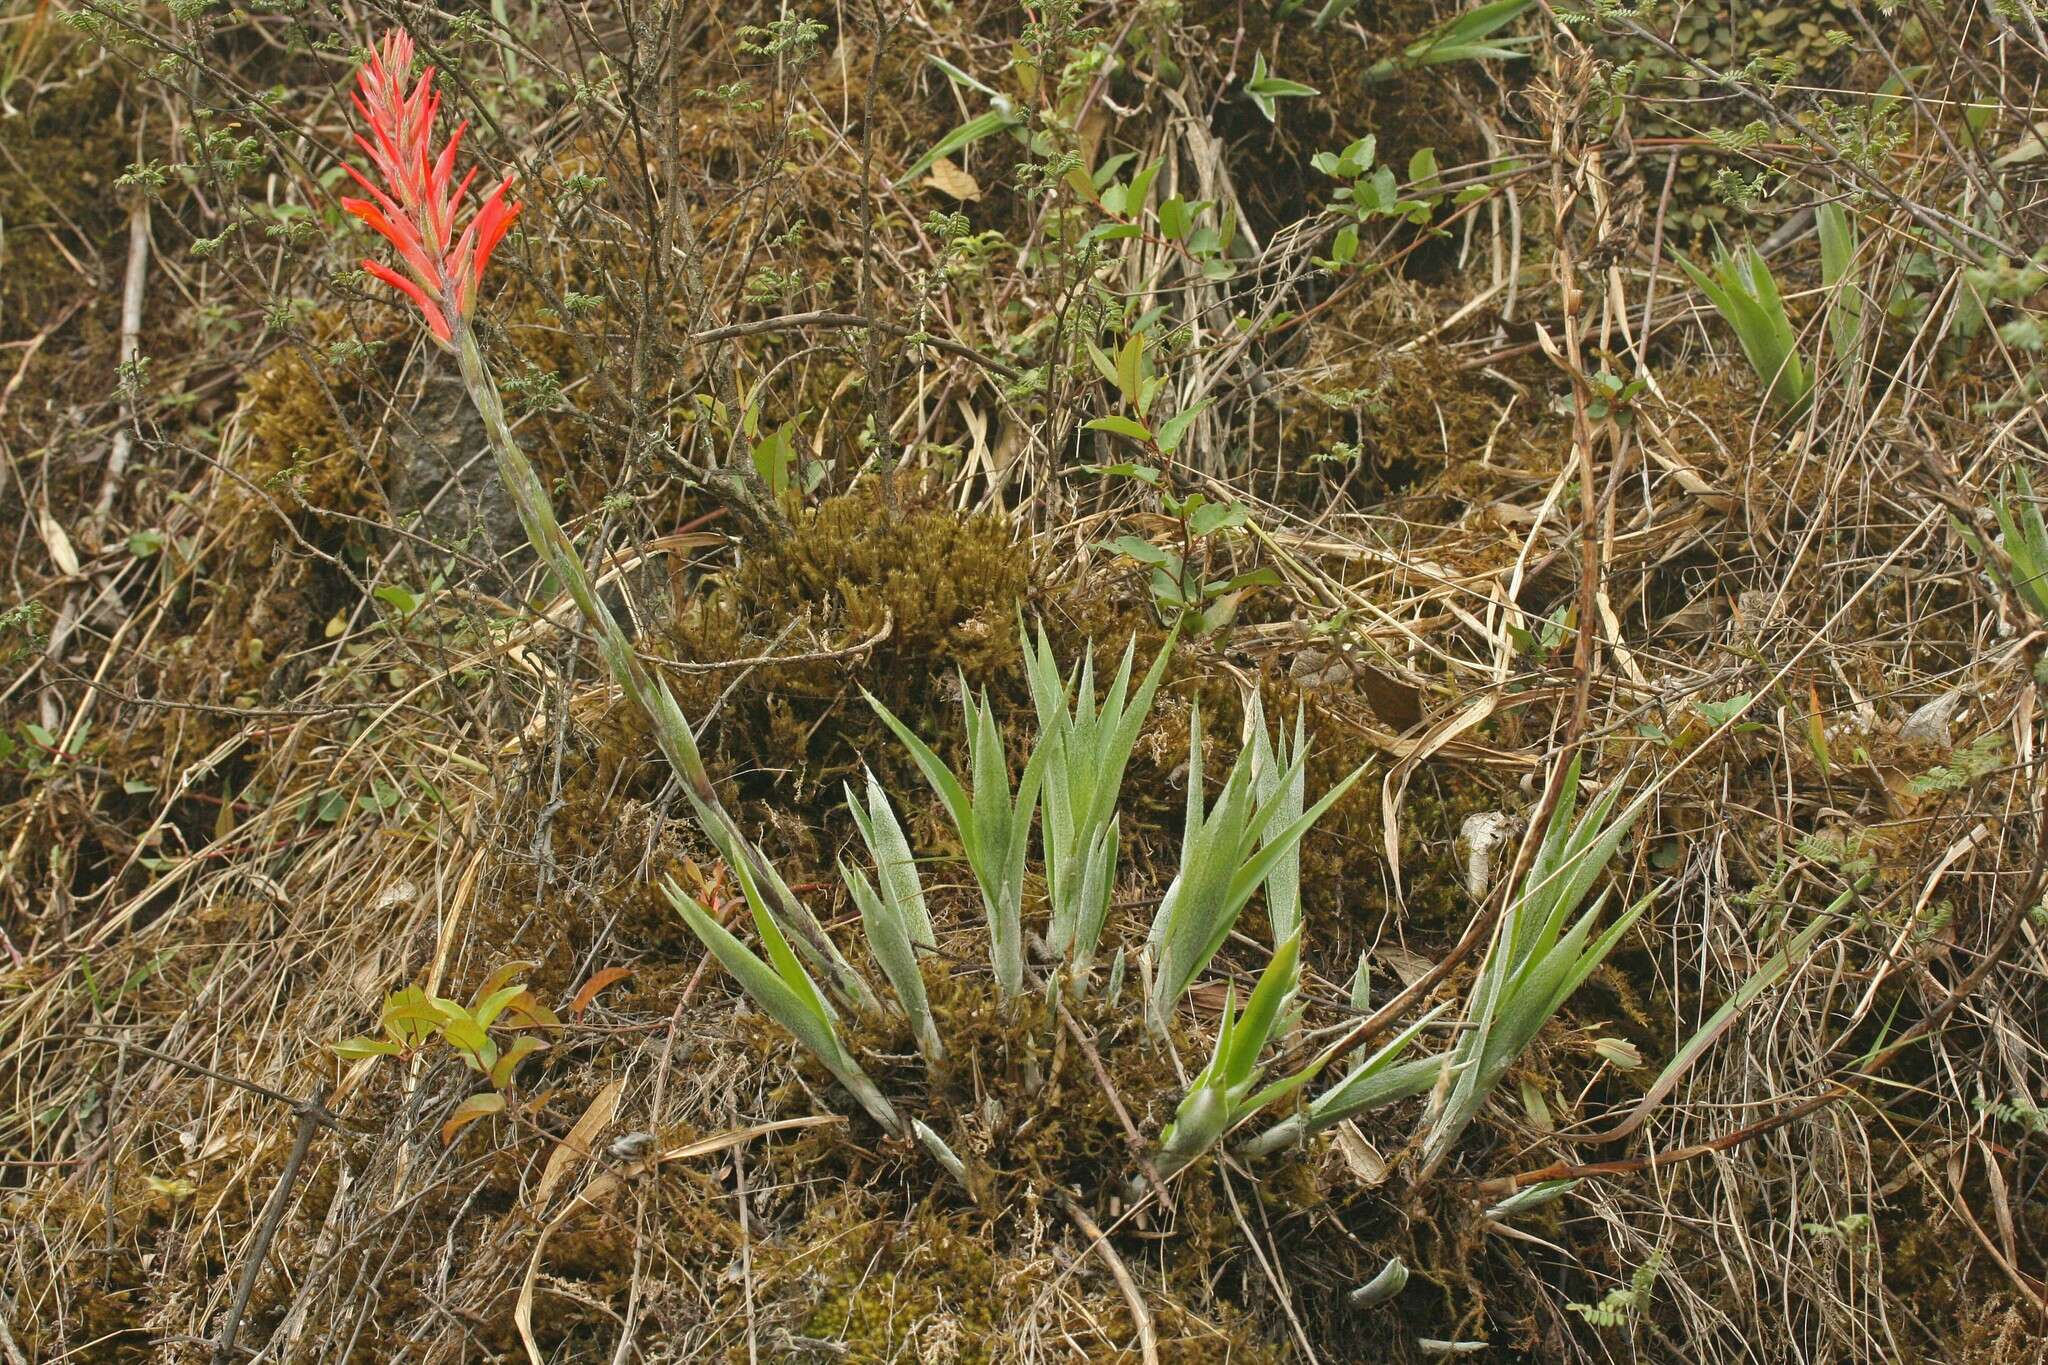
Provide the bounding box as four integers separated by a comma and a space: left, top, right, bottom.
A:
1244, 52, 1320, 122
1085, 415, 1154, 443
1081, 461, 1161, 484
1155, 401, 1212, 455
373, 584, 423, 617
1158, 195, 1190, 240
333, 1036, 402, 1060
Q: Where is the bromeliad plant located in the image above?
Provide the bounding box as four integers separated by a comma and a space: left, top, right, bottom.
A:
868, 678, 1046, 1000
839, 768, 943, 1064
1677, 240, 1812, 414
339, 28, 1653, 1201
1952, 467, 2048, 623
1415, 758, 1650, 1178
1152, 932, 1308, 1179
1144, 700, 1361, 1033
339, 29, 871, 1013
1023, 626, 1173, 986
666, 851, 969, 1182
670, 627, 1368, 1194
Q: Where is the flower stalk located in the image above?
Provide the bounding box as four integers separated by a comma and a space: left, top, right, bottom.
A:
448, 319, 872, 1008
343, 29, 870, 1009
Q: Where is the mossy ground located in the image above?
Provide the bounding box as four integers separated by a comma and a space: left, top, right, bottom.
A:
10, 3, 2046, 1362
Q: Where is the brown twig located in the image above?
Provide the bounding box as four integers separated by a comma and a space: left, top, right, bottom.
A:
212, 1097, 320, 1364
1053, 998, 1175, 1215
1060, 1196, 1159, 1365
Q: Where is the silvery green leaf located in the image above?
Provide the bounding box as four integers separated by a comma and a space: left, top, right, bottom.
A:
841, 858, 943, 1064
665, 876, 901, 1136
913, 1120, 968, 1185
1484, 1178, 1580, 1221
846, 769, 933, 948
894, 107, 1024, 189
1247, 696, 1306, 944
1225, 932, 1301, 1092
1071, 819, 1119, 977
1157, 1080, 1230, 1178
1419, 760, 1648, 1175
1241, 1006, 1448, 1158
1348, 1257, 1408, 1308
1348, 952, 1373, 1013
867, 689, 973, 839
1310, 1050, 1444, 1128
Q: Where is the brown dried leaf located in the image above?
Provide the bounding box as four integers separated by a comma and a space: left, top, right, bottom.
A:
440, 1091, 504, 1145
923, 156, 982, 202
534, 1079, 622, 1208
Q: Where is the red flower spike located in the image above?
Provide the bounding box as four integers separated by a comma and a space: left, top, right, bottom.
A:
342, 29, 521, 347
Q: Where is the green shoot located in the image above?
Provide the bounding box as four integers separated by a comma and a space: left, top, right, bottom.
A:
1953, 467, 2048, 620
335, 963, 561, 1103
868, 681, 1046, 998
1348, 0, 1538, 74
1024, 628, 1172, 984
665, 858, 904, 1139
1677, 241, 1811, 413
894, 56, 1024, 188
1816, 202, 1865, 375
1416, 758, 1650, 1177
841, 771, 943, 1064
1153, 933, 1311, 1179
1243, 53, 1320, 123
1239, 1003, 1448, 1157
1144, 701, 1362, 1033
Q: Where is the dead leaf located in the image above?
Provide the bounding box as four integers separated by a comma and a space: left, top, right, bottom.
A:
1377, 946, 1436, 987
923, 156, 982, 202
1330, 1123, 1387, 1187
534, 1079, 622, 1208
38, 507, 80, 577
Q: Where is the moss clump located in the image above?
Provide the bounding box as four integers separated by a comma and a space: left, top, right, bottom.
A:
238, 343, 392, 534
158, 333, 393, 724
760, 1196, 1030, 1362
661, 483, 1035, 832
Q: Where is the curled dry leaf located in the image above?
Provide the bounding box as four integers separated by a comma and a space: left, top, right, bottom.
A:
923, 156, 982, 202
567, 965, 633, 1017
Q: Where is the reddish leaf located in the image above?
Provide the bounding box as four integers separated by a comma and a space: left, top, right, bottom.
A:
440, 1091, 505, 1144
568, 966, 634, 1018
